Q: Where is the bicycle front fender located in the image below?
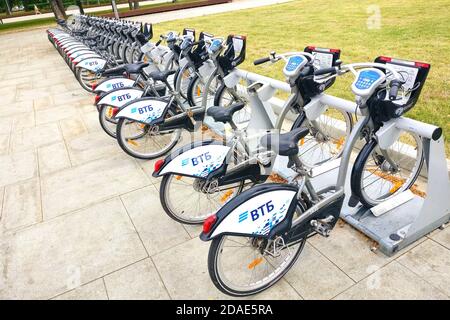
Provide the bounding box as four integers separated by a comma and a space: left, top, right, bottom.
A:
96, 87, 144, 107
115, 97, 168, 124
75, 58, 107, 72
200, 184, 299, 241
153, 140, 231, 178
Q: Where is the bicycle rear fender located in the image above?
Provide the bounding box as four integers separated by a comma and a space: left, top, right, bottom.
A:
75, 58, 107, 72
115, 97, 168, 124
68, 48, 92, 57
97, 87, 144, 108
72, 53, 101, 64
94, 77, 136, 94
65, 45, 88, 54
200, 184, 299, 241
153, 140, 231, 178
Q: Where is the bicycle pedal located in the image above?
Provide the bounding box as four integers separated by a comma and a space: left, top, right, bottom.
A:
310, 216, 334, 237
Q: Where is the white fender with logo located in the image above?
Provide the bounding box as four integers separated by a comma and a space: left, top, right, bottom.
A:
159, 144, 231, 178
68, 48, 91, 57
73, 53, 101, 64
75, 57, 107, 72
115, 99, 168, 123
65, 44, 86, 53
95, 78, 137, 93
211, 189, 297, 237
97, 88, 144, 107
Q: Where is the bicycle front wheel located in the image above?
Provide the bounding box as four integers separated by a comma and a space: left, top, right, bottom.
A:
351, 131, 424, 207
284, 107, 352, 168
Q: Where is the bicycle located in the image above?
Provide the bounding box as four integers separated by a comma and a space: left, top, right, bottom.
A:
198, 56, 431, 296
152, 48, 351, 224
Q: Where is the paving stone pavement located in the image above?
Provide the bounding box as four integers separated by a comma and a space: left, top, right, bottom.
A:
0, 28, 449, 300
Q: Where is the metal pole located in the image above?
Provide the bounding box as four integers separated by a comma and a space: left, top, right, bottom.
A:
111, 0, 119, 19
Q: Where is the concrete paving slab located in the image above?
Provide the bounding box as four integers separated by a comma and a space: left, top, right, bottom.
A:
41, 154, 149, 219
38, 142, 71, 176
431, 226, 450, 250
0, 117, 13, 135
81, 111, 103, 134
66, 131, 121, 166
152, 237, 302, 300
104, 258, 170, 300
0, 100, 33, 118
53, 279, 108, 300
11, 112, 36, 131
0, 198, 147, 299
33, 96, 55, 111
59, 117, 88, 141
0, 134, 10, 156
35, 105, 79, 126
0, 150, 37, 187
397, 239, 450, 296
1, 178, 41, 231
334, 261, 448, 300
120, 185, 191, 256
284, 242, 355, 300
308, 221, 397, 282
10, 123, 63, 153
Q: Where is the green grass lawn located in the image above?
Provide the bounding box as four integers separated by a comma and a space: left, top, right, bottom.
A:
153, 0, 449, 154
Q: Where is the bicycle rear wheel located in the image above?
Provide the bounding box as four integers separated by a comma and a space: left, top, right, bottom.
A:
116, 115, 181, 160
208, 231, 306, 296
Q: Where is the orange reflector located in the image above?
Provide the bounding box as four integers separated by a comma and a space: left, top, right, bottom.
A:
175, 175, 183, 180
335, 137, 345, 149
300, 138, 304, 146
248, 257, 263, 270
196, 86, 201, 97
220, 190, 234, 203
127, 139, 139, 146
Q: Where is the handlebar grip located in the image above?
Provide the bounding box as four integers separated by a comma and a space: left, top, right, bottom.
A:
155, 39, 162, 47
314, 67, 337, 76
389, 80, 401, 100
253, 57, 271, 66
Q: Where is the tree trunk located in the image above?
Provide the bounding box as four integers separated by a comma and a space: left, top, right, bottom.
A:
49, 0, 65, 20
133, 0, 139, 10
128, 0, 133, 10
56, 0, 67, 19
5, 0, 12, 16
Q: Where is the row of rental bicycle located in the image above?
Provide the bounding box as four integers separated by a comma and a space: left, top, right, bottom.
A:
46, 14, 432, 296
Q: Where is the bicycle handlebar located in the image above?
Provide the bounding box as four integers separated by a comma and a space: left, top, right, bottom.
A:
389, 79, 402, 100
314, 67, 338, 76
253, 57, 271, 65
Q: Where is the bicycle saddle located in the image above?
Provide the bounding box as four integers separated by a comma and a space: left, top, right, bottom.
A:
148, 70, 177, 82
206, 102, 245, 123
260, 127, 310, 156
103, 62, 149, 76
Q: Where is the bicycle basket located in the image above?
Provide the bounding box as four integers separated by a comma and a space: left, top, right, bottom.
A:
301, 46, 341, 97
368, 56, 430, 124
217, 34, 246, 75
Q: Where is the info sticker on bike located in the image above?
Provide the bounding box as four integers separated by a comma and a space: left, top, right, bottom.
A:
211, 189, 297, 238
386, 62, 419, 104
312, 52, 333, 69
